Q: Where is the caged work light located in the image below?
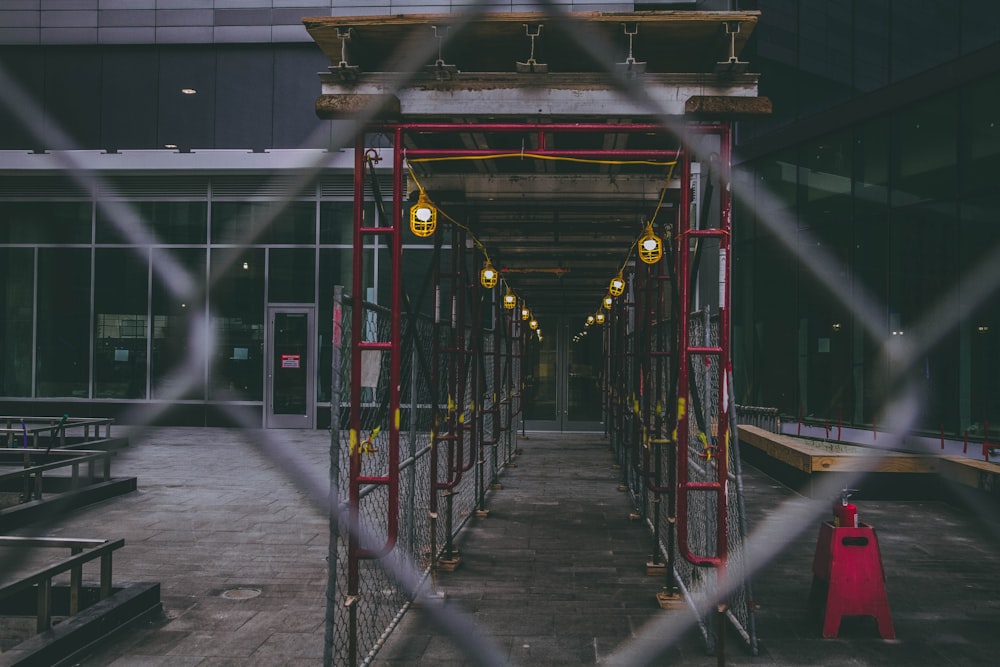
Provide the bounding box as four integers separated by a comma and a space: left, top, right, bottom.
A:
595, 312, 606, 325
409, 190, 437, 237
603, 294, 613, 310
529, 318, 539, 330
609, 271, 626, 297
503, 287, 517, 309
480, 260, 498, 289
638, 222, 662, 265
521, 306, 531, 321
586, 314, 595, 326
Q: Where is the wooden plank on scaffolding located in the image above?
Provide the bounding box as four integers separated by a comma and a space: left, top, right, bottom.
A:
935, 456, 1000, 493
736, 426, 937, 474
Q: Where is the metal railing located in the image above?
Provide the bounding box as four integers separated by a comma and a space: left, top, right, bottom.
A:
1, 417, 115, 449
0, 536, 124, 633
735, 405, 780, 434
0, 449, 113, 505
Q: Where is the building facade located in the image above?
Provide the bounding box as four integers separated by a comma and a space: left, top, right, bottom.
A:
1, 1, 995, 437
733, 0, 1000, 437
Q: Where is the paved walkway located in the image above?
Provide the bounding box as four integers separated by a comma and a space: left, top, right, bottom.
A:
3, 427, 999, 665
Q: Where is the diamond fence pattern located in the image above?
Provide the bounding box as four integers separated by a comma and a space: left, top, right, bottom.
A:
3, 2, 992, 666
328, 296, 520, 665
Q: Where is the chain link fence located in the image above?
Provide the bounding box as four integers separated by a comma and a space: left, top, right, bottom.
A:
327, 293, 520, 665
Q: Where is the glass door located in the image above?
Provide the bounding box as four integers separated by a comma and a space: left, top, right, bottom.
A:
265, 306, 315, 428
566, 324, 605, 431
523, 319, 605, 431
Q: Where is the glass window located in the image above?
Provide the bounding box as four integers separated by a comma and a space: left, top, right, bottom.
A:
43, 47, 102, 150
94, 248, 148, 399
317, 247, 371, 405
268, 248, 315, 303
400, 247, 439, 318
151, 248, 206, 400
799, 130, 852, 229
754, 149, 798, 239
0, 50, 43, 150
524, 331, 557, 421
888, 201, 960, 430
798, 133, 854, 419
960, 74, 1000, 197
855, 117, 890, 210
749, 0, 801, 131
797, 0, 853, 115
317, 249, 344, 404
97, 201, 207, 245
960, 194, 1000, 432
853, 0, 890, 93
209, 248, 264, 400
891, 94, 958, 206
320, 201, 375, 245
101, 47, 159, 151
961, 0, 1000, 55
268, 201, 316, 245
891, 0, 959, 82
212, 201, 315, 245
216, 46, 274, 151
852, 212, 889, 424
747, 150, 800, 412
37, 248, 91, 397
0, 248, 34, 396
320, 201, 351, 245
0, 202, 92, 244
273, 45, 329, 150
157, 49, 216, 151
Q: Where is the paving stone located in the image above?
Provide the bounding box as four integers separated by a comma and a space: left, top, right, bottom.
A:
7, 426, 995, 666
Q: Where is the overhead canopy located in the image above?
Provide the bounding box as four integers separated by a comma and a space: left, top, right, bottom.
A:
304, 11, 768, 321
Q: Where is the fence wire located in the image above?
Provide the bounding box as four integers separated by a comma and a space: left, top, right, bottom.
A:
328, 295, 519, 665
2, 1, 999, 666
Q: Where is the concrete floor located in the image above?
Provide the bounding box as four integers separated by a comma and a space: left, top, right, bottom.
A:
4, 427, 998, 665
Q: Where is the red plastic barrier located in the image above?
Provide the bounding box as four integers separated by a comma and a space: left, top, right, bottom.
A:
809, 522, 895, 640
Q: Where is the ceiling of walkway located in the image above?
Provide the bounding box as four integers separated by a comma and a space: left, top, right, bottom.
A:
306, 11, 759, 322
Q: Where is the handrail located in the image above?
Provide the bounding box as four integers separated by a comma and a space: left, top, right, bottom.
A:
0, 537, 125, 632
0, 449, 112, 502
2, 416, 114, 448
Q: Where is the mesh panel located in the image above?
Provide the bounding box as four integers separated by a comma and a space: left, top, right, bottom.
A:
329, 296, 519, 665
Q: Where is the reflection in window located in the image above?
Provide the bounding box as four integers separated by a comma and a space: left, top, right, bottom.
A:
268, 248, 315, 303
97, 201, 207, 245
212, 201, 315, 245
209, 249, 264, 400
891, 94, 957, 206
37, 249, 91, 397
0, 202, 92, 244
151, 248, 206, 400
890, 0, 958, 83
319, 201, 354, 245
317, 249, 345, 404
0, 249, 34, 396
960, 74, 1000, 196
960, 194, 1000, 432
95, 249, 149, 399
524, 333, 557, 421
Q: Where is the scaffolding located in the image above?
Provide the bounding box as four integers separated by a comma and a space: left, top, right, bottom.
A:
325, 121, 757, 663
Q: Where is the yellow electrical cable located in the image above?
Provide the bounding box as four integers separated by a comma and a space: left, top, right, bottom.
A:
406, 153, 680, 317
409, 153, 677, 168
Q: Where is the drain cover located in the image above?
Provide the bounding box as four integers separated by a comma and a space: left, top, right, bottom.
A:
222, 587, 262, 600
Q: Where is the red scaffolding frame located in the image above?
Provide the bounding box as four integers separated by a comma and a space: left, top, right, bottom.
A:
344, 122, 734, 655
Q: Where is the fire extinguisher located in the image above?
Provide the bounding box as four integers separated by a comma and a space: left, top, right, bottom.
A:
833, 489, 859, 528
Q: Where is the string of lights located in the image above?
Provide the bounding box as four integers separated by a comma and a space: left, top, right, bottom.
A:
406, 156, 677, 335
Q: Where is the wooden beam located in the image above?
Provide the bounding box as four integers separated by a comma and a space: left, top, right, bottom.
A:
685, 95, 773, 117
